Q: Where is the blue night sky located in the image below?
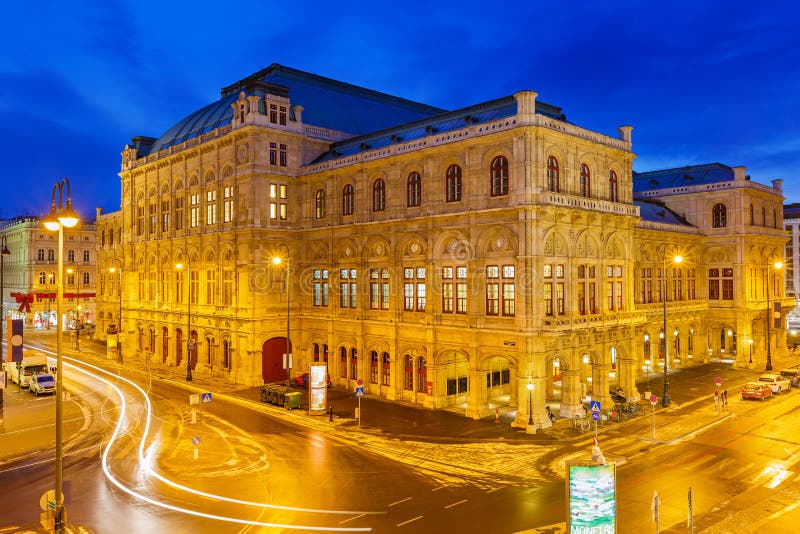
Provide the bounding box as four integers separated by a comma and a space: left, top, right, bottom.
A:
2, 0, 799, 219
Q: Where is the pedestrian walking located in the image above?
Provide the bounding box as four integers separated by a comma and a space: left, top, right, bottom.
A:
714, 389, 720, 412
546, 405, 556, 424
721, 389, 728, 410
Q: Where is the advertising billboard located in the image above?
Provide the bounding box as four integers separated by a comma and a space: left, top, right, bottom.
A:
309, 362, 328, 414
566, 461, 617, 533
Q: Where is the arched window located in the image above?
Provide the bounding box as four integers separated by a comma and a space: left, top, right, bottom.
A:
407, 172, 421, 207
222, 339, 232, 369
547, 156, 560, 192
609, 170, 619, 202
83, 250, 90, 262
38, 249, 45, 261
580, 163, 591, 197
315, 189, 326, 219
446, 164, 462, 202
339, 346, 347, 378
712, 203, 727, 228
373, 179, 385, 212
39, 271, 46, 284
382, 352, 391, 386
205, 335, 214, 365
350, 348, 358, 379
404, 355, 413, 390
417, 357, 427, 393
490, 156, 509, 197
322, 344, 329, 363
67, 249, 75, 262
750, 203, 754, 225
48, 249, 55, 262
342, 184, 354, 216
370, 350, 379, 384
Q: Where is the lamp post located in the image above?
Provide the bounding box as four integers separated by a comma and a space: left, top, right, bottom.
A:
109, 260, 123, 363
748, 338, 754, 364
0, 236, 10, 407
765, 261, 783, 371
176, 258, 193, 381
272, 256, 291, 387
661, 250, 683, 407
526, 381, 534, 426
43, 178, 79, 534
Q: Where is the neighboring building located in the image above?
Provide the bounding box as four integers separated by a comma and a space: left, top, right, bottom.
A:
0, 216, 97, 330
95, 64, 789, 429
783, 203, 800, 335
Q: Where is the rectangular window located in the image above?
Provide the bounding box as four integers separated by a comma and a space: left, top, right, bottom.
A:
138, 271, 145, 300
722, 268, 734, 300
206, 190, 217, 225
136, 206, 144, 236
442, 267, 454, 313
370, 268, 389, 310
544, 264, 563, 316
223, 270, 234, 306
149, 203, 157, 234
269, 104, 277, 123
708, 268, 720, 300
161, 199, 171, 232
190, 270, 199, 305
403, 267, 426, 311
279, 144, 287, 167
174, 197, 184, 231
502, 265, 515, 316
206, 269, 216, 305
160, 271, 168, 302
313, 269, 329, 307
279, 106, 287, 126
578, 282, 585, 315
350, 269, 357, 308
269, 183, 287, 220
486, 265, 499, 315
176, 271, 184, 303
223, 186, 234, 223
190, 193, 200, 228
269, 142, 277, 165
456, 266, 468, 314
544, 283, 553, 316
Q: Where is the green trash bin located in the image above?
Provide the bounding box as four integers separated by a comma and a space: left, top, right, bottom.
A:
284, 391, 302, 410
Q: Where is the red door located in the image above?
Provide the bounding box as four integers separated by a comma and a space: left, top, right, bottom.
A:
262, 337, 291, 383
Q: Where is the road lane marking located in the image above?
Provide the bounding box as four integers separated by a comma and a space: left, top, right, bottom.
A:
388, 497, 412, 507
431, 485, 448, 492
339, 514, 365, 525
485, 486, 504, 493
396, 516, 423, 527
444, 499, 468, 509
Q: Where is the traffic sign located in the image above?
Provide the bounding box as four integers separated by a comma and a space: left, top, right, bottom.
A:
715, 377, 722, 386
191, 436, 201, 446
40, 490, 55, 511
355, 386, 365, 397
591, 412, 600, 421
590, 400, 601, 412
649, 394, 657, 405
201, 392, 212, 403
189, 394, 200, 405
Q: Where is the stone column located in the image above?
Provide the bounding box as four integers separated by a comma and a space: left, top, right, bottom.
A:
560, 369, 583, 418
532, 376, 552, 429
619, 357, 641, 402
592, 363, 613, 409
466, 370, 489, 420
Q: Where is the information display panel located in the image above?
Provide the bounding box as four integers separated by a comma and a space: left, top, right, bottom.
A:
566, 461, 617, 533
309, 362, 328, 414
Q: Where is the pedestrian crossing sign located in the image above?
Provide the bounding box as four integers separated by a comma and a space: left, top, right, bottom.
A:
201, 392, 213, 403
355, 386, 365, 397
590, 400, 601, 412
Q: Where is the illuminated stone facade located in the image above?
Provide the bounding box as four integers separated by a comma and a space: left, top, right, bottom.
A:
95, 65, 789, 427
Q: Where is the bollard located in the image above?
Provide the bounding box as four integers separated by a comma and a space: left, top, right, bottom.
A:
495, 408, 500, 423
328, 405, 333, 422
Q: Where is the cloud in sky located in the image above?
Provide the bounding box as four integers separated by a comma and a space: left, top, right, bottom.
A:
2, 0, 799, 216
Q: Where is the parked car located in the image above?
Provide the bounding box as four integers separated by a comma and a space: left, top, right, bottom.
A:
742, 382, 773, 400
758, 373, 791, 394
29, 372, 55, 396
779, 368, 800, 388
293, 372, 332, 388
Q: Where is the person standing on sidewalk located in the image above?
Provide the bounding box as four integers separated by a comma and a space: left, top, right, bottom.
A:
714, 389, 720, 412
721, 389, 728, 411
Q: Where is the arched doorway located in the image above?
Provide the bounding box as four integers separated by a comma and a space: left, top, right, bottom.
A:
482, 356, 513, 405
262, 337, 291, 383
175, 328, 183, 366
440, 352, 470, 407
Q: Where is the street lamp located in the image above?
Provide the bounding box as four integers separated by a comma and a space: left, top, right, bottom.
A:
748, 338, 754, 364
42, 177, 79, 534
765, 261, 783, 371
272, 256, 291, 388
66, 267, 81, 350
175, 258, 193, 381
661, 250, 683, 407
0, 236, 10, 407
109, 259, 123, 363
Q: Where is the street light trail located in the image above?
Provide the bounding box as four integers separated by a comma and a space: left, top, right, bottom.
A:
33, 348, 379, 531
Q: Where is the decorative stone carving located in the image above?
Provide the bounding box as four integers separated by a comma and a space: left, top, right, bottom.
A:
344, 246, 352, 257
494, 236, 506, 250
375, 243, 384, 256
236, 144, 248, 164
409, 241, 420, 254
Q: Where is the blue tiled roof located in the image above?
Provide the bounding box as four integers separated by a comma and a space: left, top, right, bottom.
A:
142, 64, 447, 156
633, 163, 734, 193
635, 200, 694, 227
